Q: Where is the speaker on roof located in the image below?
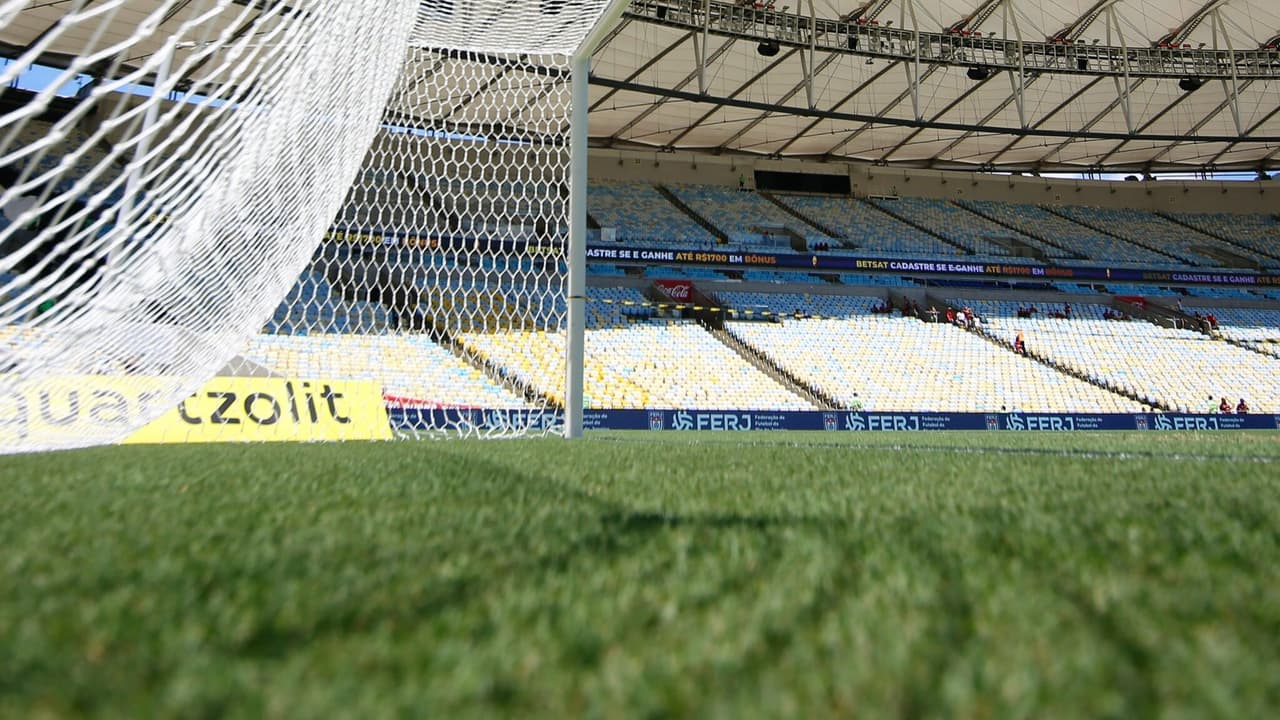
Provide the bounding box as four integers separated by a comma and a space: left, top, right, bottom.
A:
1178, 77, 1204, 92
757, 40, 780, 57
966, 66, 992, 81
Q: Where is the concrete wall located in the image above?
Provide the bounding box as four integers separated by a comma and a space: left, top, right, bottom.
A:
87, 94, 1276, 215
589, 148, 1278, 214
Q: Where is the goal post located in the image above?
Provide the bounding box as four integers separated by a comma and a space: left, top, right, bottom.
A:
0, 0, 628, 453
566, 0, 631, 439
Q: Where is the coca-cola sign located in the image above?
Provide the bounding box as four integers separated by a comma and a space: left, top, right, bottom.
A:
654, 279, 693, 301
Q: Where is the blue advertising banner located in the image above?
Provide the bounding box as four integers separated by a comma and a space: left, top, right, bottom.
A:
389, 408, 1280, 432
585, 245, 1280, 287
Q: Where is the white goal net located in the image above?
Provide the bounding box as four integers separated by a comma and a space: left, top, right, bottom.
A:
0, 0, 617, 453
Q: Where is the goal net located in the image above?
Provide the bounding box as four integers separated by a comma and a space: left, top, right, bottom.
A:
0, 0, 617, 453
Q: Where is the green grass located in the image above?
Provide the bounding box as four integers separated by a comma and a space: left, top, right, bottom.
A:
3, 431, 1280, 718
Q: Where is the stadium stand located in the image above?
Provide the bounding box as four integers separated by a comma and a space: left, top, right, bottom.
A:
726, 310, 1145, 413
957, 200, 1176, 266
243, 333, 528, 409
1164, 212, 1280, 268
21, 120, 1280, 420
588, 180, 717, 247
585, 286, 654, 327
666, 184, 834, 249
1193, 307, 1280, 356
971, 300, 1280, 412
866, 197, 1018, 258
776, 195, 957, 257
1099, 283, 1181, 297
716, 292, 880, 319
838, 273, 916, 287
458, 320, 818, 410
1051, 205, 1266, 268
263, 270, 392, 335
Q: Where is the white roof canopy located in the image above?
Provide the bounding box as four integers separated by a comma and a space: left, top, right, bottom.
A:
587, 0, 1280, 171
3, 0, 1278, 172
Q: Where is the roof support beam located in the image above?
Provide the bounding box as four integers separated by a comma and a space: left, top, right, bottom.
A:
1107, 5, 1134, 134
948, 0, 1005, 34
903, 0, 921, 121
1154, 0, 1231, 47
604, 35, 738, 144
592, 15, 634, 55
1005, 0, 1027, 128
1035, 7, 1139, 167
627, 1, 1280, 81
820, 60, 939, 157
984, 75, 1107, 164
806, 0, 818, 109
770, 59, 900, 156
924, 76, 1041, 165
589, 73, 1280, 144
1210, 8, 1244, 136
590, 29, 691, 112
1094, 84, 1204, 164
663, 47, 801, 147
714, 51, 841, 152
880, 71, 997, 162
441, 56, 526, 122
882, 0, 1014, 162
1034, 78, 1146, 167
821, 0, 972, 162
846, 0, 894, 22
11, 1, 108, 72
1205, 103, 1280, 166
698, 0, 711, 93
1049, 0, 1117, 43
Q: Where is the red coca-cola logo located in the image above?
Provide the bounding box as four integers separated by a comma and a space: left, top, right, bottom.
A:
654, 280, 693, 300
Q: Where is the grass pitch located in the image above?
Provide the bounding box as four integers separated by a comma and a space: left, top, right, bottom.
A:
3, 431, 1280, 717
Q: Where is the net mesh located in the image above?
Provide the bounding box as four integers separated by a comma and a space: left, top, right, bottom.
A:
0, 0, 613, 452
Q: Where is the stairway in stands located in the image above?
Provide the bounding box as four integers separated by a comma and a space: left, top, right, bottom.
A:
946, 311, 1174, 411
706, 324, 844, 410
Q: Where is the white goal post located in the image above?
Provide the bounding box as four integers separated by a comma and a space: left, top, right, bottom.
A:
0, 0, 629, 453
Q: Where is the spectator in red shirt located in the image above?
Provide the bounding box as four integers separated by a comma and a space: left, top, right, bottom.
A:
1237, 398, 1250, 414
1219, 397, 1233, 414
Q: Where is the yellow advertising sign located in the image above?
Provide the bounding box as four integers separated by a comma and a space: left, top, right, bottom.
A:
126, 377, 392, 443
0, 376, 391, 446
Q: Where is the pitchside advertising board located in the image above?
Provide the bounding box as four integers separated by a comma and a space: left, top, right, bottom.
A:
585, 245, 1280, 287
390, 408, 1280, 432
0, 376, 392, 444
6, 382, 1276, 443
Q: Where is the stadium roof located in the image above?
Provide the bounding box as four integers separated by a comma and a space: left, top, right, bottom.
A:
3, 1, 1279, 174
588, 0, 1280, 172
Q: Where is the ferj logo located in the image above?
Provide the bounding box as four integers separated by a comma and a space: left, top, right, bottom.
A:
1005, 412, 1076, 431
671, 410, 694, 430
